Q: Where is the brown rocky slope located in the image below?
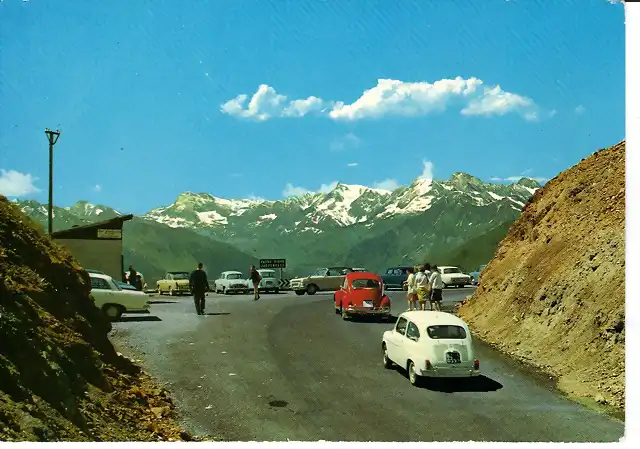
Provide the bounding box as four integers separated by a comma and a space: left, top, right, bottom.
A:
457, 141, 625, 413
0, 195, 197, 441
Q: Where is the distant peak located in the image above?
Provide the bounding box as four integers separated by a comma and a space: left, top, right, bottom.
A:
516, 177, 542, 188
449, 172, 482, 182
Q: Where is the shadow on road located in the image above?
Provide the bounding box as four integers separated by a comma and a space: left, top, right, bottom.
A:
203, 312, 231, 316
118, 315, 163, 322
148, 300, 178, 304
421, 375, 503, 393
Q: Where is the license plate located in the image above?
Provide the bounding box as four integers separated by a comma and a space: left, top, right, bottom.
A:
446, 352, 461, 364
363, 301, 373, 308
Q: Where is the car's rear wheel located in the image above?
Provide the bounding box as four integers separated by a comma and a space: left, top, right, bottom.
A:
274, 288, 280, 294
382, 344, 393, 369
295, 290, 305, 296
306, 284, 318, 295
408, 361, 421, 387
102, 304, 124, 322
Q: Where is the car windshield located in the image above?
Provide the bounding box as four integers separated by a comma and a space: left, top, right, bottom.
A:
426, 325, 467, 339
351, 279, 380, 289
227, 273, 243, 279
108, 279, 122, 291
170, 272, 189, 279
442, 267, 461, 274
260, 270, 276, 278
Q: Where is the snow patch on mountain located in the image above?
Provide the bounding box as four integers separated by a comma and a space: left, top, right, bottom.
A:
197, 211, 228, 225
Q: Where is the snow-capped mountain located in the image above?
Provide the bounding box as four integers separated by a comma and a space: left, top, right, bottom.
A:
12, 172, 540, 275
142, 173, 539, 235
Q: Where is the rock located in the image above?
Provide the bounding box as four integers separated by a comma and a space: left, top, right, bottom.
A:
595, 393, 607, 404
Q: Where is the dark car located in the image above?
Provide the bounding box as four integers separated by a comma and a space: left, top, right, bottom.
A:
381, 266, 414, 290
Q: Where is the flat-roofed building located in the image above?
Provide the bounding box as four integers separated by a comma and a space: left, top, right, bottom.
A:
52, 214, 133, 280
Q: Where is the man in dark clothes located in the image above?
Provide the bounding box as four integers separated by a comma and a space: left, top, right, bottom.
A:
190, 263, 210, 315
249, 265, 262, 301
128, 265, 137, 286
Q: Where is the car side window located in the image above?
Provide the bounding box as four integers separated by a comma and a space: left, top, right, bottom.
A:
386, 268, 393, 275
395, 317, 408, 335
406, 322, 420, 341
90, 277, 110, 290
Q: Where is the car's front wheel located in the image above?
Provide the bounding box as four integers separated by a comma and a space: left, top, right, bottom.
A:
102, 304, 124, 322
408, 361, 422, 387
157, 285, 162, 295
382, 344, 393, 369
295, 290, 305, 296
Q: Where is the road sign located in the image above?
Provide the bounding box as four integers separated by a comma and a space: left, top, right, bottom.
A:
260, 258, 286, 269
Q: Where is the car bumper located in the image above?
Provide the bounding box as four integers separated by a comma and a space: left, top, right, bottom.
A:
419, 367, 480, 378
344, 306, 391, 316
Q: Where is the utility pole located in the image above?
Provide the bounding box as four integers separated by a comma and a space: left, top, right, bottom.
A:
44, 128, 61, 235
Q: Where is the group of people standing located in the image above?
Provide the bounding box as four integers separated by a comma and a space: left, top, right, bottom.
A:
405, 264, 444, 311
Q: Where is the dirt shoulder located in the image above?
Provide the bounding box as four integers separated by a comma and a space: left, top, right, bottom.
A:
456, 141, 625, 416
0, 195, 200, 441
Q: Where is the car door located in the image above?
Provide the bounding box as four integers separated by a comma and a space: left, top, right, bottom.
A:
326, 268, 347, 290
387, 316, 408, 364
90, 277, 113, 308
404, 321, 422, 367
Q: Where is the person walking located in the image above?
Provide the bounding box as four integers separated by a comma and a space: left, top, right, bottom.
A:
414, 264, 432, 311
249, 265, 262, 300
127, 265, 137, 286
429, 264, 444, 311
406, 266, 418, 311
190, 263, 210, 315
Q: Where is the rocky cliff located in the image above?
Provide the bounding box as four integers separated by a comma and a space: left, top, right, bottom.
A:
457, 141, 625, 412
0, 195, 195, 441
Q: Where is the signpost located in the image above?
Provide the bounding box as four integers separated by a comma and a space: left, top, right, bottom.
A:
260, 259, 286, 280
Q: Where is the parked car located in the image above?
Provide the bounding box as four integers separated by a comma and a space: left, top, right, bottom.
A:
352, 267, 368, 272
382, 311, 480, 386
334, 272, 392, 321
290, 267, 354, 296
252, 269, 280, 294
438, 266, 471, 288
157, 271, 191, 296
380, 266, 413, 290
468, 264, 487, 286
88, 272, 150, 321
215, 271, 249, 295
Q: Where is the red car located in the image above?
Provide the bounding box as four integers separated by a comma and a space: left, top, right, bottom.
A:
334, 272, 392, 321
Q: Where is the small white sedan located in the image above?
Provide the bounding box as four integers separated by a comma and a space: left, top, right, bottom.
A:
382, 311, 480, 386
214, 270, 250, 294
438, 266, 471, 288
89, 273, 150, 321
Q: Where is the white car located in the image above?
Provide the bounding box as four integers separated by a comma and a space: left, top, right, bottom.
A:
382, 311, 480, 386
253, 269, 280, 294
89, 272, 150, 321
438, 266, 471, 288
214, 271, 249, 295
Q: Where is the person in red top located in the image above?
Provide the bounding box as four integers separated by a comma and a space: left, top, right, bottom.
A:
249, 265, 262, 300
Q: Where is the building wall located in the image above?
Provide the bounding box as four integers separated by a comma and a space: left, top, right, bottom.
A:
54, 238, 123, 280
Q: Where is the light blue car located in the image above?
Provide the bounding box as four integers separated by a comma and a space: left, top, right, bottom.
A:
469, 264, 487, 286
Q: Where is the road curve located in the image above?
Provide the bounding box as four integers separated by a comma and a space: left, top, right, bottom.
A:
108, 289, 624, 442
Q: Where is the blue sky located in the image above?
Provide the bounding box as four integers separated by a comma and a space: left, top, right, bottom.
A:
0, 0, 625, 214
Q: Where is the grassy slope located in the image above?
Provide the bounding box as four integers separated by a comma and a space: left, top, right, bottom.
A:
123, 219, 259, 286
0, 196, 192, 441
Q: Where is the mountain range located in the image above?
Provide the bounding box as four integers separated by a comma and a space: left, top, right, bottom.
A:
13, 172, 540, 284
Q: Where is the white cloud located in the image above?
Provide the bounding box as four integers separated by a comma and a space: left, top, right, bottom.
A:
221, 84, 326, 121
223, 77, 542, 122
330, 133, 361, 152
575, 105, 586, 115
282, 181, 338, 197
372, 178, 400, 191
347, 162, 359, 167
0, 169, 40, 197
418, 160, 434, 181
94, 184, 102, 192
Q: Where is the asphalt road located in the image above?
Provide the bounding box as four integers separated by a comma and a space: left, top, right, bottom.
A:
108, 288, 624, 442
